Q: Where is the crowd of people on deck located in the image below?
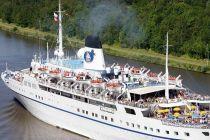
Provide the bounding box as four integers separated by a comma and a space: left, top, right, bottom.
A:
154, 105, 210, 128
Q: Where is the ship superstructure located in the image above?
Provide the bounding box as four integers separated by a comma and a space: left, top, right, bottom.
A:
1, 1, 210, 139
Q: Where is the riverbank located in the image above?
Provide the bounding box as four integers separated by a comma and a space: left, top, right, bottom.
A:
0, 21, 209, 74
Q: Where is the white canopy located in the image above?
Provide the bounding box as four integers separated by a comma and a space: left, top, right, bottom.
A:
187, 100, 210, 104
158, 101, 187, 108
128, 85, 183, 95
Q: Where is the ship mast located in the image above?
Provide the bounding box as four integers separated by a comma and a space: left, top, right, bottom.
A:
55, 0, 64, 59
47, 42, 49, 63
165, 32, 169, 100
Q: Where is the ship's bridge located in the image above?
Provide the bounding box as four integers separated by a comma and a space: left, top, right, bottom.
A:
46, 58, 84, 70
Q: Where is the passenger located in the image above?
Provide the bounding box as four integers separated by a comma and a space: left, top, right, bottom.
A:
30, 67, 32, 72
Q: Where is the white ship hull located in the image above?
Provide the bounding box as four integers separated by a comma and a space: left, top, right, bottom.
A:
7, 86, 150, 139
2, 74, 210, 140
2, 1, 209, 139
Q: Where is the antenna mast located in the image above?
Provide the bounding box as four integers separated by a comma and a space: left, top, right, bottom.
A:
207, 44, 209, 67
165, 32, 169, 100
55, 0, 64, 59
5, 62, 8, 72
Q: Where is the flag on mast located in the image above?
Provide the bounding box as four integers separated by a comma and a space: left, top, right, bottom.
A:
54, 12, 58, 22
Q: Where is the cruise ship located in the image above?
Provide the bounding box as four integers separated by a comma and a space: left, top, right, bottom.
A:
1, 1, 210, 140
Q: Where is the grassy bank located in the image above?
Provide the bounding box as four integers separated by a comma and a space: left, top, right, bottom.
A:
0, 21, 209, 74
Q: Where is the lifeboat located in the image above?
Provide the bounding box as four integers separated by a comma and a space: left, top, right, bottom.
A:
76, 72, 86, 81
38, 66, 48, 71
169, 76, 176, 80
91, 79, 103, 84
77, 72, 85, 76
64, 71, 72, 78
49, 69, 60, 75
106, 82, 120, 88
148, 72, 157, 77
131, 67, 140, 74
76, 76, 83, 81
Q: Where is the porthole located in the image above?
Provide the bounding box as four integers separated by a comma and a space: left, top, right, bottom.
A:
174, 132, 178, 135
126, 122, 129, 126
95, 114, 98, 117
144, 126, 147, 130
131, 123, 134, 127
185, 132, 190, 136
111, 118, 114, 122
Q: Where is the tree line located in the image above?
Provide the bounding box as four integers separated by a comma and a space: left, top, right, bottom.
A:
0, 0, 209, 59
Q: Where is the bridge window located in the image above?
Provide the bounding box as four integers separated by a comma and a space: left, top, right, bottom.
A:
202, 132, 209, 136
74, 95, 86, 102
39, 85, 48, 91
125, 108, 136, 115
61, 92, 72, 98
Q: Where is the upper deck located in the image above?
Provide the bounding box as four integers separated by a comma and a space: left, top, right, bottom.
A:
5, 59, 210, 129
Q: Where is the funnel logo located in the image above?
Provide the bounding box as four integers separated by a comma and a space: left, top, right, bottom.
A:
84, 50, 94, 62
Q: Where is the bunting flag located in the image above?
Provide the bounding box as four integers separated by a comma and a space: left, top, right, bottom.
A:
54, 12, 58, 22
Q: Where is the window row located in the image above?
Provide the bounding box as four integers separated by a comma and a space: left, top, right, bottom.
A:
35, 95, 43, 100
39, 85, 117, 110
124, 122, 190, 137
24, 81, 37, 89
77, 108, 114, 123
